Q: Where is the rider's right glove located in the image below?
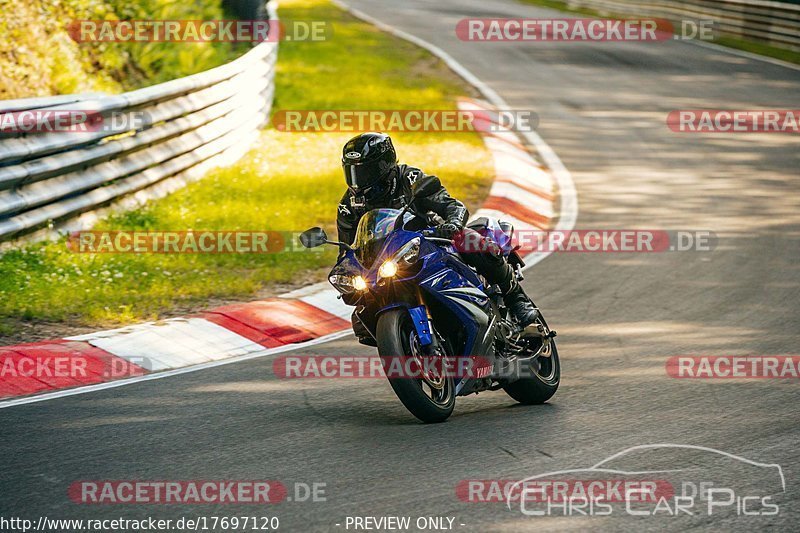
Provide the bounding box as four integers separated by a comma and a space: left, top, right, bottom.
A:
432, 223, 462, 239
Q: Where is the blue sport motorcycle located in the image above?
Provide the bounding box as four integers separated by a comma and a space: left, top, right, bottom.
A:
299, 176, 559, 423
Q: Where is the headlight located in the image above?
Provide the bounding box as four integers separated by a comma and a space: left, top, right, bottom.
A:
352, 275, 367, 291
378, 260, 398, 278
329, 274, 368, 294
398, 237, 421, 264
378, 238, 421, 280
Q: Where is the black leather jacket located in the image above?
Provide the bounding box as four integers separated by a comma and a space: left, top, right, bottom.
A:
336, 164, 469, 247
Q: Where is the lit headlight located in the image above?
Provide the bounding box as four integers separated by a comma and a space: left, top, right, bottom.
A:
377, 238, 421, 280
378, 260, 398, 278
353, 275, 367, 291
329, 274, 368, 293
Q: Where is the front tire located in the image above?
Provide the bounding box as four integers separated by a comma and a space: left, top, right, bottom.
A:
503, 314, 560, 405
376, 309, 455, 423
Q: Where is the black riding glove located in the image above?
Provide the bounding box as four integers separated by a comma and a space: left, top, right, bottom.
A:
432, 223, 462, 239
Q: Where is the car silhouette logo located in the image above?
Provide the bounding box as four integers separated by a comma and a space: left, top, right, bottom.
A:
505, 443, 786, 511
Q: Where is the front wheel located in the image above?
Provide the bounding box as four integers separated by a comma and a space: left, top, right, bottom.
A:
376, 309, 455, 423
503, 314, 560, 405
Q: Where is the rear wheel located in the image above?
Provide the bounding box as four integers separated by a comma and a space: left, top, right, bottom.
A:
503, 314, 560, 405
376, 309, 455, 423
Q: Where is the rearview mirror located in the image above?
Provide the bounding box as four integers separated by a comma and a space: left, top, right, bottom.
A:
299, 227, 328, 248
411, 175, 441, 198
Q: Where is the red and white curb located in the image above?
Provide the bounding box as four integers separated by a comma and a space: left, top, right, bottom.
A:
0, 298, 352, 406
459, 98, 555, 238
0, 20, 577, 409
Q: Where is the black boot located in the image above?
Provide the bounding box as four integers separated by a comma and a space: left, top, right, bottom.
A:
503, 280, 539, 328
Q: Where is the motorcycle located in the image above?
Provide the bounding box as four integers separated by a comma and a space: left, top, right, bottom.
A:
299, 175, 559, 423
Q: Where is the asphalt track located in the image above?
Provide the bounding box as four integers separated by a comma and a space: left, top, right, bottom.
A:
1, 0, 799, 531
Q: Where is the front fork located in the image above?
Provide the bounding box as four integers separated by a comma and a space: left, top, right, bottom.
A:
386, 286, 438, 353
407, 305, 434, 347
407, 303, 450, 360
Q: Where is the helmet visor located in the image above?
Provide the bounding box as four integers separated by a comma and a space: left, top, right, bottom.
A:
343, 161, 380, 191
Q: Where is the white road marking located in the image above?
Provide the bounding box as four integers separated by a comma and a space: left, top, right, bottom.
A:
0, 330, 352, 409
68, 317, 266, 370
297, 290, 351, 321
488, 181, 555, 219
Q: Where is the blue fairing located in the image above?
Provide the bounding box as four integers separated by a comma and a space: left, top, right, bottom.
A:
330, 209, 496, 360
416, 252, 491, 355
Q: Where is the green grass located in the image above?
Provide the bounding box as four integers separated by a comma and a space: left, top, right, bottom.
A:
0, 0, 249, 99
0, 0, 494, 332
518, 0, 800, 65
714, 35, 800, 65
520, 0, 604, 18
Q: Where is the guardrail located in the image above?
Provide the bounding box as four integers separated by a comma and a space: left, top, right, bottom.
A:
0, 16, 277, 243
561, 0, 800, 50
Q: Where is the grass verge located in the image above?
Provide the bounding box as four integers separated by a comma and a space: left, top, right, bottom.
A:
0, 0, 249, 99
518, 0, 800, 65
0, 0, 494, 339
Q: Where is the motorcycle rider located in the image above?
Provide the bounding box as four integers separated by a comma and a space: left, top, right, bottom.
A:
337, 132, 540, 345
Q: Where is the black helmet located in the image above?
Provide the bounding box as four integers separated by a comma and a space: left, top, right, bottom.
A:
342, 132, 397, 200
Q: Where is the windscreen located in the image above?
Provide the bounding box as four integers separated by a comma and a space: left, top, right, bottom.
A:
352, 209, 400, 267
352, 209, 401, 250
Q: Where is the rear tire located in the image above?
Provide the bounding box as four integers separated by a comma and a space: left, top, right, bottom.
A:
376, 309, 455, 423
503, 314, 560, 405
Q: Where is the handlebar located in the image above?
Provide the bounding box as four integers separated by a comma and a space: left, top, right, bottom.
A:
423, 232, 455, 245
421, 229, 454, 243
